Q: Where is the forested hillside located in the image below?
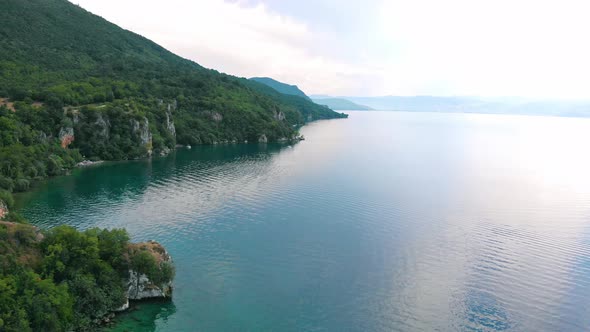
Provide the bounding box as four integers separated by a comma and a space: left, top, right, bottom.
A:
250, 77, 311, 100
0, 0, 346, 211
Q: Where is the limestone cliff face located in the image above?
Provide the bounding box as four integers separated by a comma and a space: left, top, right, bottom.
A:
0, 199, 8, 219
200, 110, 223, 122
166, 102, 176, 137
131, 117, 153, 156
126, 241, 174, 301
274, 110, 286, 121
58, 126, 74, 148
127, 270, 173, 300
95, 113, 110, 140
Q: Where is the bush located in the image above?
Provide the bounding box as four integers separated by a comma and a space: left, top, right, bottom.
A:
3, 212, 27, 224
13, 179, 30, 192
0, 190, 14, 209
0, 176, 14, 192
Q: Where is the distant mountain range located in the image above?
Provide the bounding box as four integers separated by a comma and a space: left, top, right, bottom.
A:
250, 77, 311, 101
314, 95, 590, 117
248, 79, 374, 111
311, 98, 372, 110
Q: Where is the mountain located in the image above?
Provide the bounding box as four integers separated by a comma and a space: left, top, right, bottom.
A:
312, 98, 372, 110
0, 1, 346, 328
338, 96, 590, 117
0, 0, 346, 147
249, 77, 311, 100
0, 0, 347, 202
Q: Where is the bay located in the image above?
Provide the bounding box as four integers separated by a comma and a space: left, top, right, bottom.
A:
17, 111, 590, 331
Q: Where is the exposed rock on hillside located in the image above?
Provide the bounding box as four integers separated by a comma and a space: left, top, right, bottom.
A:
274, 110, 286, 121
166, 102, 176, 137
0, 200, 8, 219
58, 126, 75, 148
95, 113, 111, 139
131, 117, 153, 156
126, 241, 174, 300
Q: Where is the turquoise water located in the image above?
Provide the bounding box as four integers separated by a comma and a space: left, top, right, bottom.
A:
17, 111, 590, 331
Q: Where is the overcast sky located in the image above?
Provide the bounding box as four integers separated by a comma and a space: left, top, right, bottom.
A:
71, 0, 590, 99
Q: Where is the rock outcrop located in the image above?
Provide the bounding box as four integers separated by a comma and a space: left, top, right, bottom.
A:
127, 270, 173, 300
95, 113, 110, 139
201, 110, 223, 122
166, 102, 176, 137
0, 200, 7, 219
126, 241, 174, 301
58, 126, 74, 148
274, 110, 286, 121
114, 298, 129, 312
131, 117, 153, 156
258, 134, 268, 143
71, 110, 81, 124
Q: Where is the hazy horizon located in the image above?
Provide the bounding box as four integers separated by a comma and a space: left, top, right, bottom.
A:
70, 0, 590, 100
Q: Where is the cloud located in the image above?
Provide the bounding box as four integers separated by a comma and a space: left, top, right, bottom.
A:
72, 0, 381, 96
72, 0, 590, 98
375, 0, 590, 98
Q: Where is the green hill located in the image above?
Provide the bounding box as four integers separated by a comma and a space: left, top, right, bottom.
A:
249, 77, 311, 100
0, 0, 347, 209
312, 98, 372, 110
0, 221, 175, 331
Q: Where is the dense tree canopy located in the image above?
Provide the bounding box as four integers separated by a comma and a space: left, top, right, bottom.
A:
0, 223, 173, 331
0, 0, 346, 209
0, 1, 344, 328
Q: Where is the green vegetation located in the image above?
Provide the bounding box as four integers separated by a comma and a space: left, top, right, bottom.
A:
249, 77, 312, 100
0, 223, 173, 331
0, 0, 346, 209
0, 1, 344, 328
0, 103, 83, 217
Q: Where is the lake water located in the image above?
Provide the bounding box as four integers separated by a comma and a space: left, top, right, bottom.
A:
16, 111, 590, 331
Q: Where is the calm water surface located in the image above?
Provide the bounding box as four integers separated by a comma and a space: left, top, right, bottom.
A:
17, 111, 590, 331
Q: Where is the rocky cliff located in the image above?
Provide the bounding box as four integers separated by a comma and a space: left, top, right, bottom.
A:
0, 199, 8, 219
61, 100, 179, 160
126, 241, 174, 301
127, 269, 173, 300
58, 126, 75, 148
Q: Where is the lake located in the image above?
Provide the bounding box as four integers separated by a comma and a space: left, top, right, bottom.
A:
16, 111, 590, 331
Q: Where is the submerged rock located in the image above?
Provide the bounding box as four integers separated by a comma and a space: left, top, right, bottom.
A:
159, 147, 171, 157
114, 299, 129, 312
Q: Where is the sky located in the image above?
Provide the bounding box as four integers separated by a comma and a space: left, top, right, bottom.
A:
70, 0, 590, 99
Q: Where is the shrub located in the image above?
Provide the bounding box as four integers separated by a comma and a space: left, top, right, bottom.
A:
0, 176, 14, 192
13, 179, 30, 192
0, 190, 14, 209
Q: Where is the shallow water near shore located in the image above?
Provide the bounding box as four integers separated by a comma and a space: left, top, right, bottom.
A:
17, 111, 590, 331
